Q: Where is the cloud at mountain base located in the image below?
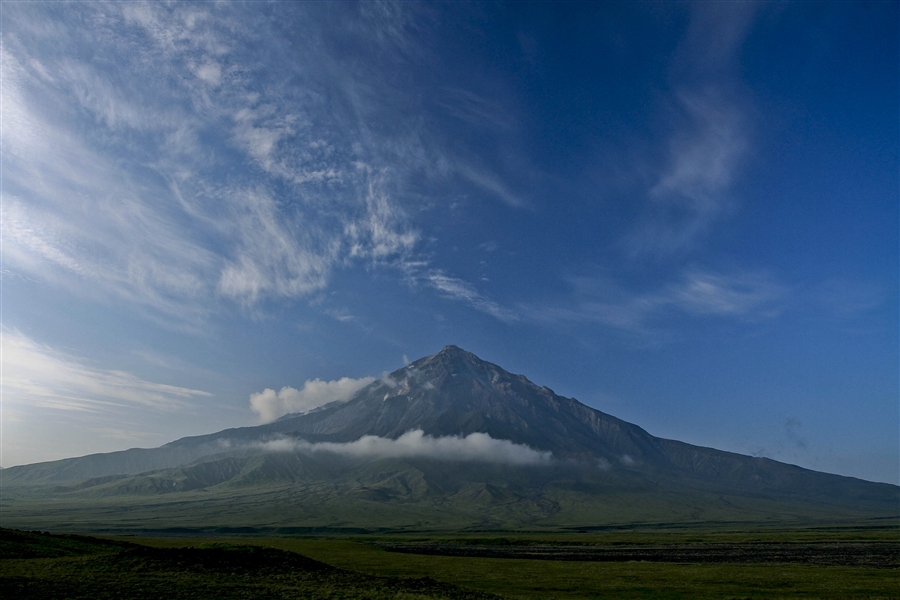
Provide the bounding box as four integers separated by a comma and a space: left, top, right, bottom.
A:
257, 429, 553, 465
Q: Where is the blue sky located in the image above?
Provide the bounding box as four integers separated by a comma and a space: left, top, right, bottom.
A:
2, 1, 897, 484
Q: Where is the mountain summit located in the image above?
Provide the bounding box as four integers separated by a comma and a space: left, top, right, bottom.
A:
4, 346, 898, 532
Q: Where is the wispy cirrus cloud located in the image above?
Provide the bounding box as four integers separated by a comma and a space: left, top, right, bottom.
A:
2, 329, 211, 414
414, 265, 784, 334
523, 270, 786, 335
345, 165, 420, 263
814, 278, 887, 318
1, 192, 219, 326
424, 271, 518, 322
630, 88, 748, 254
2, 4, 423, 315
671, 271, 784, 317
626, 3, 759, 257
454, 162, 526, 209
0, 328, 218, 467
216, 188, 339, 306
4, 2, 533, 327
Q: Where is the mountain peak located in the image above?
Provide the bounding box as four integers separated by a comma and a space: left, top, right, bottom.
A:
417, 345, 480, 369
415, 345, 494, 378
437, 344, 465, 355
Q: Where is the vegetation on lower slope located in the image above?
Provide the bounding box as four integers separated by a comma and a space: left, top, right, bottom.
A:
4, 451, 895, 535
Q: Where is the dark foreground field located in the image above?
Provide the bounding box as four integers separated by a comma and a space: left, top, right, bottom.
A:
2, 525, 898, 599
0, 528, 496, 599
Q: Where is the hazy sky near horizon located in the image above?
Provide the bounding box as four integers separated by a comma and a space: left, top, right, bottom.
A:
2, 1, 897, 484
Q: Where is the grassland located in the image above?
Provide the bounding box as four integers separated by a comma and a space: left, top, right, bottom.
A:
0, 528, 497, 599
2, 524, 897, 599
124, 524, 899, 599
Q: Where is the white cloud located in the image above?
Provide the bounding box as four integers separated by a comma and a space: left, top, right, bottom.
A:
193, 61, 223, 87
379, 372, 399, 389
2, 192, 219, 326
249, 376, 376, 423
1, 329, 211, 414
256, 429, 553, 465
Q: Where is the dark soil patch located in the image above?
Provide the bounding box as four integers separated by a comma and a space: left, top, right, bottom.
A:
376, 541, 900, 568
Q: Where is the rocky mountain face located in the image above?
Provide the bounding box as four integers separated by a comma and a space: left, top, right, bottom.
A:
3, 345, 897, 531
265, 345, 662, 460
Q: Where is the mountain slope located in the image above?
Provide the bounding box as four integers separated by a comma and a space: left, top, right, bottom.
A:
3, 345, 897, 531
272, 345, 662, 461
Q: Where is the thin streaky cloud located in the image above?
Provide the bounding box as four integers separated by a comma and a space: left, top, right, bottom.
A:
216, 188, 339, 306
87, 427, 162, 443
814, 278, 887, 317
628, 89, 748, 258
671, 271, 784, 318
625, 3, 758, 258
436, 87, 518, 131
425, 270, 518, 322
676, 1, 761, 79
2, 329, 211, 415
522, 270, 786, 334
456, 163, 526, 209
650, 88, 747, 211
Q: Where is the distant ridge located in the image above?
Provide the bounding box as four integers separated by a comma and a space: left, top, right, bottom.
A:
3, 345, 897, 532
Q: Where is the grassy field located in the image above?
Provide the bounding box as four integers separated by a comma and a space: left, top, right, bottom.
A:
0, 529, 498, 599
2, 524, 897, 598
122, 524, 899, 599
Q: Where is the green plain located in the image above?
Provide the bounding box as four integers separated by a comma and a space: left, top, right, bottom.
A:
122, 525, 899, 599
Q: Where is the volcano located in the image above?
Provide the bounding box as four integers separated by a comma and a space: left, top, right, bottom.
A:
3, 346, 897, 533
